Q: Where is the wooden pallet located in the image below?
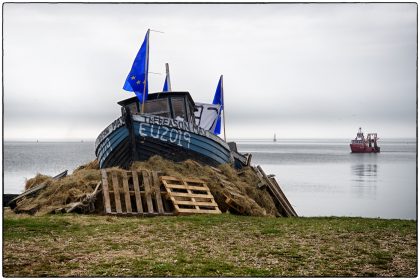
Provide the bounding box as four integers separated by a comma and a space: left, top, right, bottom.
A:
101, 169, 172, 216
222, 190, 246, 214
161, 176, 221, 215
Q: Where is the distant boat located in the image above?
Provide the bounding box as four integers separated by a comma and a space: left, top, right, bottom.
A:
350, 127, 380, 153
273, 133, 277, 142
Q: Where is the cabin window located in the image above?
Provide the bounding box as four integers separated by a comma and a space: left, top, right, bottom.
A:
171, 97, 186, 121
144, 99, 170, 118
127, 102, 139, 114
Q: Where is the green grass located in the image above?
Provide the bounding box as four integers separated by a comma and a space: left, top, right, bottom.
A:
3, 210, 417, 277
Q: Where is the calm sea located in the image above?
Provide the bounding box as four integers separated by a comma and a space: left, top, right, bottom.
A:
3, 139, 417, 220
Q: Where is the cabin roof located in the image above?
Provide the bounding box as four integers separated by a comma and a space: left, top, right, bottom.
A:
117, 91, 196, 107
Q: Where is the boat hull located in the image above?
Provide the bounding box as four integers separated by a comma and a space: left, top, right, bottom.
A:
350, 143, 380, 153
95, 114, 234, 169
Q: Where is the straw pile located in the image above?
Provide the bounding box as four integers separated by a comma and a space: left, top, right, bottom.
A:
13, 156, 278, 217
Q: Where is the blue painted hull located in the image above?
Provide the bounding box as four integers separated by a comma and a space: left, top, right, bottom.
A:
95, 114, 234, 169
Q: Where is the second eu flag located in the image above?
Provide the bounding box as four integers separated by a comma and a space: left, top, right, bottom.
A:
212, 75, 223, 135
162, 76, 169, 92
123, 30, 150, 103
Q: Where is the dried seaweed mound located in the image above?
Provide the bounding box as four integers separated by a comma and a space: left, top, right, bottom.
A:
15, 160, 101, 215
14, 156, 278, 217
133, 156, 277, 216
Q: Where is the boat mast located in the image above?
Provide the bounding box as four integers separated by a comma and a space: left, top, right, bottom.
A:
221, 75, 226, 141
141, 29, 150, 114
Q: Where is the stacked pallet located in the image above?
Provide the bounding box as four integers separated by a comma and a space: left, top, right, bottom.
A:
101, 170, 221, 216
161, 176, 221, 215
100, 163, 296, 217
101, 169, 170, 216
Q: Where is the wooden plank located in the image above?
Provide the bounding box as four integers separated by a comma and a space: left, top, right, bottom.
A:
161, 176, 207, 186
131, 170, 143, 213
175, 200, 218, 207
162, 184, 180, 211
188, 183, 200, 210
163, 192, 213, 199
175, 208, 221, 214
257, 165, 296, 217
101, 169, 112, 214
107, 190, 168, 195
142, 170, 154, 213
183, 178, 207, 184
269, 177, 298, 216
152, 171, 164, 214
164, 184, 209, 192
122, 172, 132, 213
111, 172, 122, 214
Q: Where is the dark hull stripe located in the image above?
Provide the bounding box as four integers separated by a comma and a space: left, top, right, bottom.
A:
133, 138, 221, 167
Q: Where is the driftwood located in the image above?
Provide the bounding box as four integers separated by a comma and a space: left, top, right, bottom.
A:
8, 170, 68, 209
54, 181, 102, 214
255, 165, 297, 217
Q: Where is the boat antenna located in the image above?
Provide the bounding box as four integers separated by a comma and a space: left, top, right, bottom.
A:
221, 75, 226, 142
150, 29, 164, 34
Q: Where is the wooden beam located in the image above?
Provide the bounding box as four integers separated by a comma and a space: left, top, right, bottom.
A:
132, 170, 143, 213
142, 170, 154, 213
122, 171, 132, 213
101, 170, 112, 214
152, 171, 164, 214
111, 172, 122, 214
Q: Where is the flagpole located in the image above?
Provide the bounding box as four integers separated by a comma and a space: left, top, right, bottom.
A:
221, 75, 226, 142
165, 63, 172, 91
141, 29, 150, 114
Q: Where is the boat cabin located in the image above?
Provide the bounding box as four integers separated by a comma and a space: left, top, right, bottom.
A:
118, 92, 196, 124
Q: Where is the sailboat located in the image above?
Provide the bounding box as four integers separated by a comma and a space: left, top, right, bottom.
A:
95, 30, 250, 169
273, 133, 277, 142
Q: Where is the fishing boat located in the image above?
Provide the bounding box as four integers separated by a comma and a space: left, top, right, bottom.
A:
95, 30, 250, 169
350, 127, 380, 153
95, 91, 250, 169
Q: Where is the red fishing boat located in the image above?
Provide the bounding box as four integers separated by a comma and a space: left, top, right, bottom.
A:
350, 127, 380, 153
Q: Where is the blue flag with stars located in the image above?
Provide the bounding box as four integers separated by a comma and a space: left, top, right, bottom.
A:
212, 75, 223, 135
162, 75, 169, 92
123, 30, 149, 103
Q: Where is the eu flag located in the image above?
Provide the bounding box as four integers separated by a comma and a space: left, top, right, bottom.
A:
212, 75, 223, 135
123, 29, 150, 103
162, 75, 169, 92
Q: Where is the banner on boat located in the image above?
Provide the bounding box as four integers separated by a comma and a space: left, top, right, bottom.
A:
133, 114, 206, 136
194, 102, 221, 134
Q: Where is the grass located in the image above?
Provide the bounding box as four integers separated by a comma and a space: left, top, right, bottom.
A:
3, 209, 417, 277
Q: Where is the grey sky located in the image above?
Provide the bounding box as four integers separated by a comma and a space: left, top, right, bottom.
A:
3, 3, 417, 140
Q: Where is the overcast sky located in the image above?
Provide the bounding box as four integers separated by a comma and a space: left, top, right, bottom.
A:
3, 3, 417, 140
